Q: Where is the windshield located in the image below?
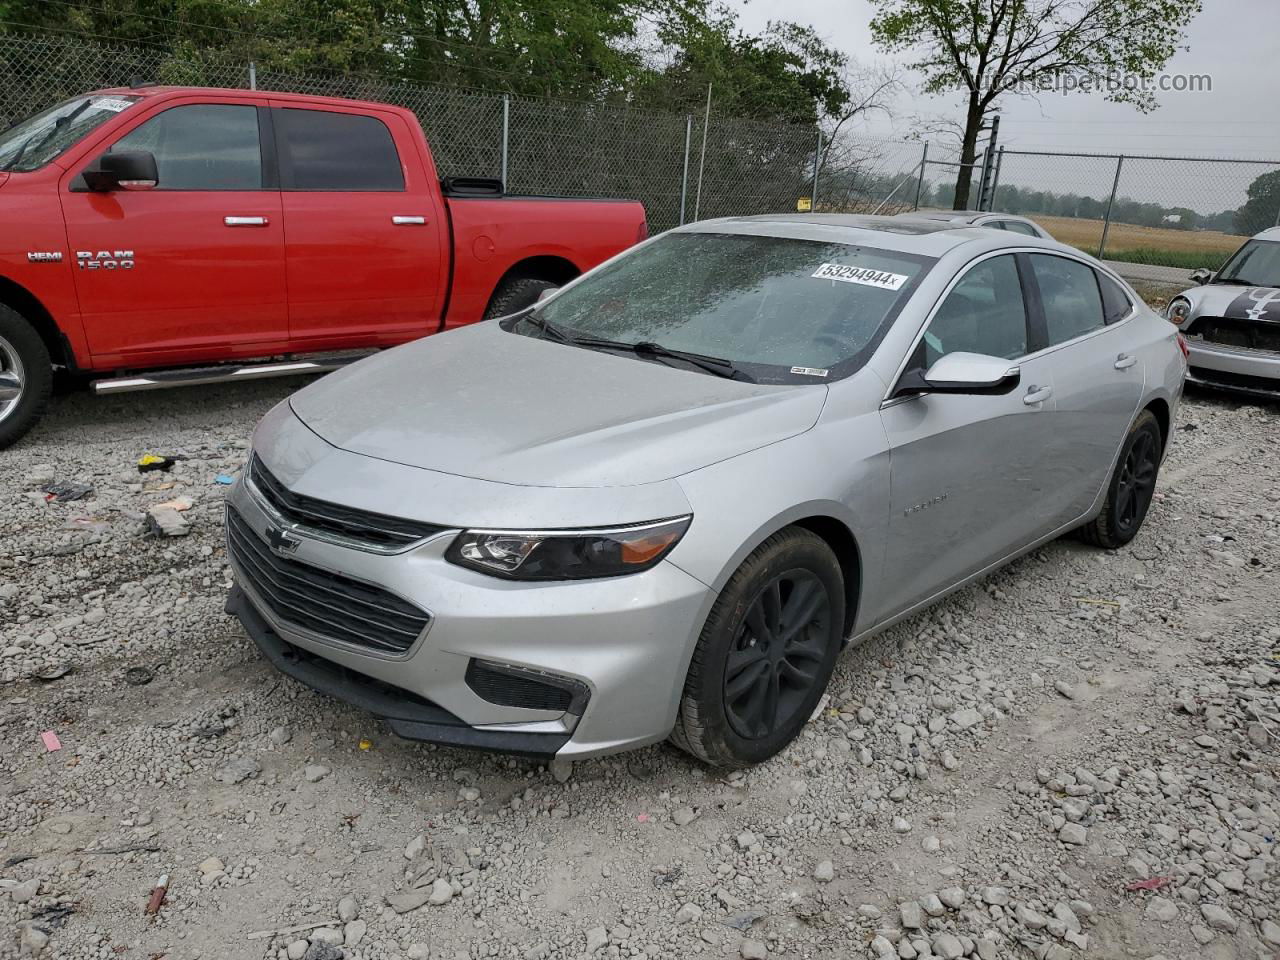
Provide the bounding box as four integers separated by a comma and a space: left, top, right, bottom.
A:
510, 232, 933, 384
0, 95, 140, 173
1214, 239, 1280, 288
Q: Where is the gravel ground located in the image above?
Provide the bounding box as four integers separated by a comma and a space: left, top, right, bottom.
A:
1, 379, 1278, 960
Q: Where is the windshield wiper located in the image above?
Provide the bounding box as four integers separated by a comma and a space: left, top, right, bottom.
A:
1, 99, 91, 172
520, 316, 750, 381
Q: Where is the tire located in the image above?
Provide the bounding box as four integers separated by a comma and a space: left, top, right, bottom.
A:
483, 277, 559, 321
0, 304, 53, 450
1078, 409, 1162, 549
671, 527, 845, 767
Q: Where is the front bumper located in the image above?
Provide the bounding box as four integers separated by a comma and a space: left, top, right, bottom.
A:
223, 477, 715, 760
1185, 338, 1280, 399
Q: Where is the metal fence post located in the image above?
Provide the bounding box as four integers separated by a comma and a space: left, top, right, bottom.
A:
913, 142, 929, 210
811, 127, 822, 211
1098, 154, 1125, 259
500, 94, 510, 187
248, 61, 256, 90
678, 115, 692, 225
692, 82, 712, 222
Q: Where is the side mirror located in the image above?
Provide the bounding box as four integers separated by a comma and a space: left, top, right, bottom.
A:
83, 150, 158, 192
894, 352, 1021, 398
536, 287, 557, 304
1189, 268, 1214, 285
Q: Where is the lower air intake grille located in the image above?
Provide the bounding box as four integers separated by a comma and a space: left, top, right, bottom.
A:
227, 507, 429, 654
465, 660, 581, 713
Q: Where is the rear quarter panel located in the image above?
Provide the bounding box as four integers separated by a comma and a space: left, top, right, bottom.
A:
443, 196, 646, 329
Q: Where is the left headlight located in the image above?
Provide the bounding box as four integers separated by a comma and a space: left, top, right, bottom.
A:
1166, 296, 1192, 325
446, 517, 692, 581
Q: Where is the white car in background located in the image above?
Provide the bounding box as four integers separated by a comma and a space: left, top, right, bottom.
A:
900, 210, 1053, 240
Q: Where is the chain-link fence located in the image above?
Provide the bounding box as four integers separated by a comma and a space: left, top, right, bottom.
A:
4, 31, 1279, 273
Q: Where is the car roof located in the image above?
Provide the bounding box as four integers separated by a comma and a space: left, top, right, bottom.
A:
86, 86, 404, 114
1252, 226, 1280, 241
677, 213, 1058, 257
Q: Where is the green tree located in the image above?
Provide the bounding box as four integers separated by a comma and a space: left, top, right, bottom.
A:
869, 0, 1201, 210
1234, 170, 1280, 236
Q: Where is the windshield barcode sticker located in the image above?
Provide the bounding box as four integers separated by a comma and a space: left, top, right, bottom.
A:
791, 366, 829, 377
91, 97, 134, 112
812, 263, 907, 290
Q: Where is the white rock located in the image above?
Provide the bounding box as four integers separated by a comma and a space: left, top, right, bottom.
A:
1145, 897, 1178, 922
814, 859, 835, 883
286, 941, 308, 960
1058, 823, 1088, 845
343, 919, 367, 947
585, 926, 608, 953
740, 939, 767, 960
337, 895, 359, 922
303, 764, 331, 783
427, 877, 454, 905
676, 903, 702, 923
1200, 903, 1237, 932
933, 933, 964, 959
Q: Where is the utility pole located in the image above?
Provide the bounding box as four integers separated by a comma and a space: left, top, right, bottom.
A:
976, 114, 1000, 211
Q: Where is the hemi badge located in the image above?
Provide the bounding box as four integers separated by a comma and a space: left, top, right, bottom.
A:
27, 251, 63, 263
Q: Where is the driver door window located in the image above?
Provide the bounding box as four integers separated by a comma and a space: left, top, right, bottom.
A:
110, 103, 264, 190
920, 254, 1029, 368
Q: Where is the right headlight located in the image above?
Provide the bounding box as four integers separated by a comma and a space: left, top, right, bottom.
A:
1166, 296, 1192, 325
445, 517, 691, 581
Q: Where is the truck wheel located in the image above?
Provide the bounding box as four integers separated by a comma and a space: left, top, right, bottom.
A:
670, 527, 845, 768
483, 277, 559, 320
0, 304, 53, 450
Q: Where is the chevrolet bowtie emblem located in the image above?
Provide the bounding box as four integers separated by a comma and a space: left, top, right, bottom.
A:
266, 526, 300, 555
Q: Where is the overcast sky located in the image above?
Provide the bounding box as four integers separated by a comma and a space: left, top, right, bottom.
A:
730, 0, 1280, 160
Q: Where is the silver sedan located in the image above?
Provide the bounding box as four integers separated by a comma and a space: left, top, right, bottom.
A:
225, 214, 1186, 767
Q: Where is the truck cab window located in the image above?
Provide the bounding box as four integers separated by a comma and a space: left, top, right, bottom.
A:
275, 108, 404, 191
111, 104, 262, 190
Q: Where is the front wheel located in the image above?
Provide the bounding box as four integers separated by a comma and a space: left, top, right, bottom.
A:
1078, 409, 1162, 549
670, 527, 845, 767
0, 305, 53, 450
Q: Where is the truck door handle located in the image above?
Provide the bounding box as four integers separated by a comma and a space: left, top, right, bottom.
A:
1023, 385, 1053, 405
392, 215, 427, 225
1114, 353, 1137, 370
224, 216, 269, 227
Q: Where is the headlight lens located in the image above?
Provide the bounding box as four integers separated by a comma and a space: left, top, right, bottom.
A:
1166, 297, 1192, 325
446, 517, 691, 580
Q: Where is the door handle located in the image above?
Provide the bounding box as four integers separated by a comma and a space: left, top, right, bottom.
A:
1114, 353, 1137, 370
1023, 385, 1053, 405
391, 215, 427, 225
224, 216, 269, 227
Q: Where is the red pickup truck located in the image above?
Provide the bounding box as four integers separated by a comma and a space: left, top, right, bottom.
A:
0, 87, 647, 447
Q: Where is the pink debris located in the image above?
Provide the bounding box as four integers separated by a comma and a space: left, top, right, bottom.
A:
40, 730, 62, 752
1125, 876, 1172, 892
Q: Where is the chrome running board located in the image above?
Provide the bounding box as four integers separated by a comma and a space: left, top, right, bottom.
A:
91, 353, 372, 395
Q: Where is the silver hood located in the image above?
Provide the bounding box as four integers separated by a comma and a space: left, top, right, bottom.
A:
289, 322, 827, 488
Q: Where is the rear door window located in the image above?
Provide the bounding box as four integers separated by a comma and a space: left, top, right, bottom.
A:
275, 108, 404, 191
1001, 220, 1041, 238
1030, 254, 1106, 346
1097, 272, 1133, 324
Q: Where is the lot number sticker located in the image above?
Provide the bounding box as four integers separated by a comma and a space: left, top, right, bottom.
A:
812, 263, 907, 290
91, 97, 135, 112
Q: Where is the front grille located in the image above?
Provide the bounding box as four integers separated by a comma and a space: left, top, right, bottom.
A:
249, 454, 445, 549
1187, 316, 1280, 353
465, 660, 580, 713
226, 507, 430, 654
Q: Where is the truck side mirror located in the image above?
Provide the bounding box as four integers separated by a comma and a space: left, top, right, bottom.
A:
84, 150, 159, 192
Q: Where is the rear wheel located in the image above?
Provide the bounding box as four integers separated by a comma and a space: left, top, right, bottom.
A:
671, 528, 844, 767
0, 305, 52, 450
1078, 409, 1162, 549
483, 277, 559, 320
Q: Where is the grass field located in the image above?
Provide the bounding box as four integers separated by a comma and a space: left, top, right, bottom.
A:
1033, 215, 1245, 269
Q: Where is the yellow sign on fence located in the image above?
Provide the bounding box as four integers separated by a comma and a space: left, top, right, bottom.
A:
796, 196, 812, 212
